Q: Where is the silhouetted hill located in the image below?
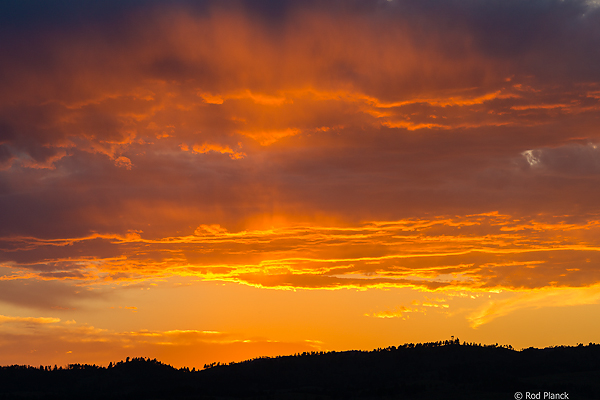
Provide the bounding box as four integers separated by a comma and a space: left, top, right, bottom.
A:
2, 340, 600, 399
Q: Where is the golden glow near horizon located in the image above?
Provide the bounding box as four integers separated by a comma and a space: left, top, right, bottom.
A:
1, 0, 600, 368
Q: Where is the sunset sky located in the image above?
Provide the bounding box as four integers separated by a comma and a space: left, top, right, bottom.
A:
2, 0, 600, 369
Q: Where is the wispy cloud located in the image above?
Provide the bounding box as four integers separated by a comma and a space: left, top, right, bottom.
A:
468, 284, 600, 328
0, 315, 322, 368
3, 213, 600, 293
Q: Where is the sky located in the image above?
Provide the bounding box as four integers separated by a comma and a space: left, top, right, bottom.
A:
1, 0, 600, 369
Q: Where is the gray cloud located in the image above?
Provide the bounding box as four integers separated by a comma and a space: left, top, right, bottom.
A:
522, 143, 600, 176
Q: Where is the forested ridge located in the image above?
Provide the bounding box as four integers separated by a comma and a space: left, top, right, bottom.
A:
2, 340, 600, 399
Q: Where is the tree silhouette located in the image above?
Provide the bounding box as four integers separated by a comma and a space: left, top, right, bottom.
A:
1, 341, 599, 399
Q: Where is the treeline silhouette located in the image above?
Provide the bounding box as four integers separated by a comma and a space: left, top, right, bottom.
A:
2, 340, 600, 399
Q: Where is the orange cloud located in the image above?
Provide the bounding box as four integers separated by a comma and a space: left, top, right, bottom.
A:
366, 306, 415, 319
0, 315, 61, 324
4, 213, 600, 295
238, 128, 300, 145
192, 143, 245, 159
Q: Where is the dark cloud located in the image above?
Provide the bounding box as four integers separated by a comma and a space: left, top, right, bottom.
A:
0, 237, 123, 265
0, 145, 13, 169
0, 279, 104, 310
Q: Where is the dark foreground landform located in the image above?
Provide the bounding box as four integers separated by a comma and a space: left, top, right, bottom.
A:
2, 340, 600, 399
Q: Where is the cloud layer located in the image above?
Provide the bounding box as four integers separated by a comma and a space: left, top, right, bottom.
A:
1, 0, 600, 358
